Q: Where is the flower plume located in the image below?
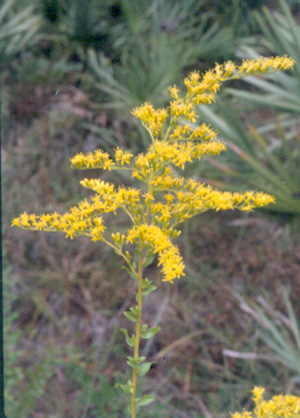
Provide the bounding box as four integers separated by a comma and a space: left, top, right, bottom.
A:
12, 56, 294, 282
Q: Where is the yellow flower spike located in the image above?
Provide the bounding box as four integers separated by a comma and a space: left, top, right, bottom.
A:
224, 60, 236, 76
132, 103, 168, 137
20, 212, 31, 227
11, 218, 21, 227
91, 228, 102, 241
252, 387, 266, 405
71, 149, 115, 170
112, 232, 120, 244
94, 217, 105, 231
193, 92, 216, 105
126, 224, 185, 282
188, 71, 201, 84
231, 412, 243, 418
183, 77, 193, 94
165, 193, 175, 205
232, 412, 253, 418
70, 152, 86, 168
143, 193, 154, 205
77, 220, 87, 231
168, 85, 181, 99
65, 229, 76, 239
237, 56, 295, 77
114, 148, 133, 166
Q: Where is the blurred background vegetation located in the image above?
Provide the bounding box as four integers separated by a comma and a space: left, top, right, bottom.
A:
2, 0, 300, 417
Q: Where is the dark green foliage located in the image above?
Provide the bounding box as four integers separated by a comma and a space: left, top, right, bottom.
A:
42, 0, 60, 23
213, 0, 265, 36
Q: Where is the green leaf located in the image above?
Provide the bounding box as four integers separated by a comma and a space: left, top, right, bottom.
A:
136, 394, 156, 406
127, 356, 146, 368
124, 311, 137, 322
124, 306, 141, 322
115, 380, 133, 394
127, 402, 132, 414
142, 285, 157, 297
142, 285, 157, 296
141, 324, 161, 339
122, 265, 137, 280
120, 328, 135, 347
143, 252, 155, 267
141, 278, 157, 295
137, 362, 153, 376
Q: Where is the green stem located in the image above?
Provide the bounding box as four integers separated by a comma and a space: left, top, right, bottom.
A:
131, 250, 143, 418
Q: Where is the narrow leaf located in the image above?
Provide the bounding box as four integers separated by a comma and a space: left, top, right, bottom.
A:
124, 306, 141, 322
123, 265, 137, 280
127, 356, 146, 368
115, 380, 133, 394
124, 311, 137, 322
143, 252, 155, 267
137, 362, 153, 376
136, 394, 156, 406
120, 328, 135, 347
141, 326, 161, 339
141, 278, 157, 295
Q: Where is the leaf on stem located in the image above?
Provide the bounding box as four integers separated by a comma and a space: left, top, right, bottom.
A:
122, 264, 137, 280
136, 361, 154, 376
140, 324, 161, 339
126, 356, 146, 368
120, 328, 135, 347
136, 394, 156, 406
141, 278, 157, 295
124, 306, 141, 322
143, 252, 156, 267
115, 380, 133, 394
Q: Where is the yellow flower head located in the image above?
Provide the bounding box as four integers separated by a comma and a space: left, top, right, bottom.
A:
253, 387, 266, 405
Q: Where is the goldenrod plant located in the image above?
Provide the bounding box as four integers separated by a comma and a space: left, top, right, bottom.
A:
232, 387, 300, 418
12, 55, 294, 417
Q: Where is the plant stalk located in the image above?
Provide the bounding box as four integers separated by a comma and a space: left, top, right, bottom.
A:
131, 250, 143, 418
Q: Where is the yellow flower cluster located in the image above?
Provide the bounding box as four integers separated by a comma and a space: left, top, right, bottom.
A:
71, 150, 115, 170
71, 148, 135, 170
127, 224, 184, 282
150, 139, 227, 170
131, 56, 294, 141
12, 56, 294, 282
232, 387, 300, 418
149, 172, 275, 228
238, 56, 294, 76
132, 103, 168, 137
11, 211, 105, 241
169, 123, 217, 141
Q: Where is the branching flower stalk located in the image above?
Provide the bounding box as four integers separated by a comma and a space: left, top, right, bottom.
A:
12, 56, 295, 417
